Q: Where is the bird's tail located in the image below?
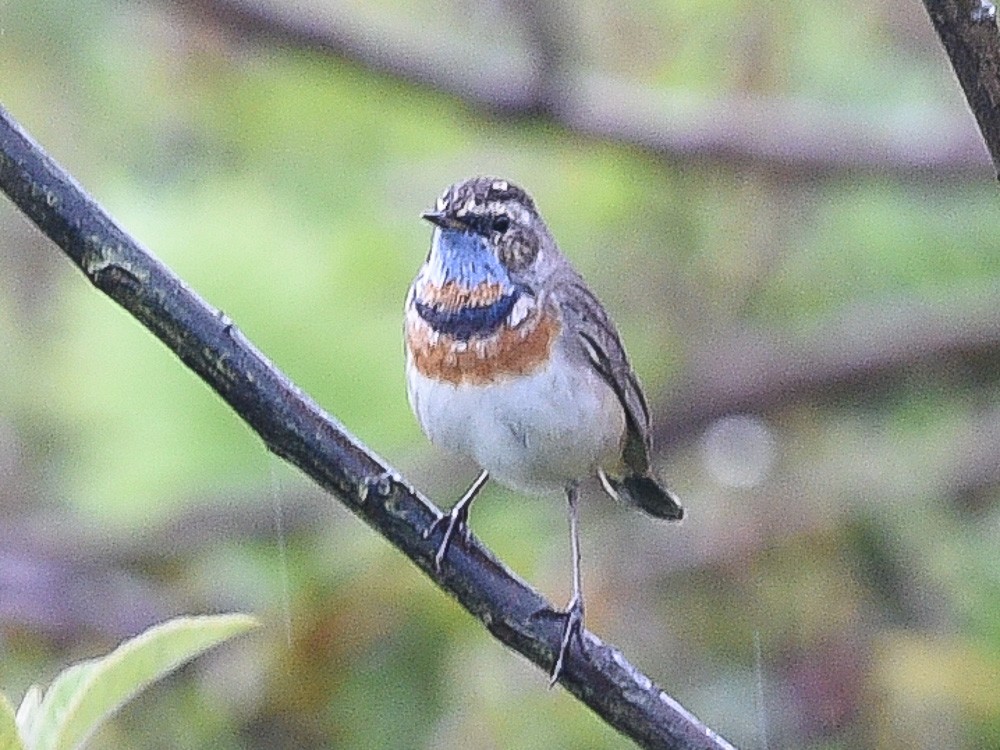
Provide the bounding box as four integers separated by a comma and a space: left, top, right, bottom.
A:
600, 470, 684, 520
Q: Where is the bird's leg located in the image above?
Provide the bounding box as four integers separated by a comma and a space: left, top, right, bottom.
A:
550, 483, 584, 686
423, 469, 489, 571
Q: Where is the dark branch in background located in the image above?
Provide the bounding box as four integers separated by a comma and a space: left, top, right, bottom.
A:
0, 487, 334, 643
656, 293, 1000, 447
501, 0, 571, 115
0, 108, 735, 750
174, 0, 991, 180
922, 0, 1000, 177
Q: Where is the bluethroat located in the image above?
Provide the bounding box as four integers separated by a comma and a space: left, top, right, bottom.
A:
405, 177, 683, 683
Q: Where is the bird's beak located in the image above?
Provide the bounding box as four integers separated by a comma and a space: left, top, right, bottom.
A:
421, 210, 447, 228
421, 210, 460, 229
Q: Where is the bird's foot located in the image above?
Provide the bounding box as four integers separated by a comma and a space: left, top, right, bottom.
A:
549, 594, 584, 687
422, 505, 471, 572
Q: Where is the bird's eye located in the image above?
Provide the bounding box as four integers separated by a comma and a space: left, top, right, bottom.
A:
492, 215, 510, 234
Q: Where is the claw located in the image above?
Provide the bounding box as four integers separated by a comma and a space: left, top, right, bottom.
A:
425, 507, 468, 572
549, 595, 584, 686
423, 470, 489, 572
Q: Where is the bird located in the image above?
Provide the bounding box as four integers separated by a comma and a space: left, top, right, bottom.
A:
404, 176, 683, 684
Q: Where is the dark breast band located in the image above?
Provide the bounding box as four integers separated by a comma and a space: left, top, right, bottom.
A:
414, 289, 520, 340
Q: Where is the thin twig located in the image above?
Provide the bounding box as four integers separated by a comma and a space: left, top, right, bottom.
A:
0, 105, 735, 750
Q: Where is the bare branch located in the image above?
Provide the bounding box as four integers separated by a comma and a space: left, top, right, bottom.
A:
922, 0, 1000, 177
0, 106, 735, 750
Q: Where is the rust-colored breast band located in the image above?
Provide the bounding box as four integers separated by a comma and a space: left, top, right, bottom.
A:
407, 309, 561, 385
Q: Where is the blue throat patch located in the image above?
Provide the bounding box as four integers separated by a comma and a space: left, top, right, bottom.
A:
416, 227, 520, 339
415, 290, 520, 340
425, 228, 508, 286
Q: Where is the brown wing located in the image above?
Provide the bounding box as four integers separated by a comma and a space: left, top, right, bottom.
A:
554, 276, 652, 475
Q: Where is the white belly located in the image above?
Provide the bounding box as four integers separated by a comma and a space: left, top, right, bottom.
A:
406, 347, 625, 495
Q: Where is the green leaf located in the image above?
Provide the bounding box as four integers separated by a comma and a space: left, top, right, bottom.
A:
21, 614, 257, 750
14, 687, 41, 739
0, 692, 26, 750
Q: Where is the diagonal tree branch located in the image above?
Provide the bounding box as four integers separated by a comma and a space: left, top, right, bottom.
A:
0, 106, 735, 750
922, 0, 1000, 177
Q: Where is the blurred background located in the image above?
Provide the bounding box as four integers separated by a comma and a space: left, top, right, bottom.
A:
2, 1, 1000, 748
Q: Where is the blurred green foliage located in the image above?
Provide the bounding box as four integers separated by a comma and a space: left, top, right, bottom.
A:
2, 1, 999, 748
